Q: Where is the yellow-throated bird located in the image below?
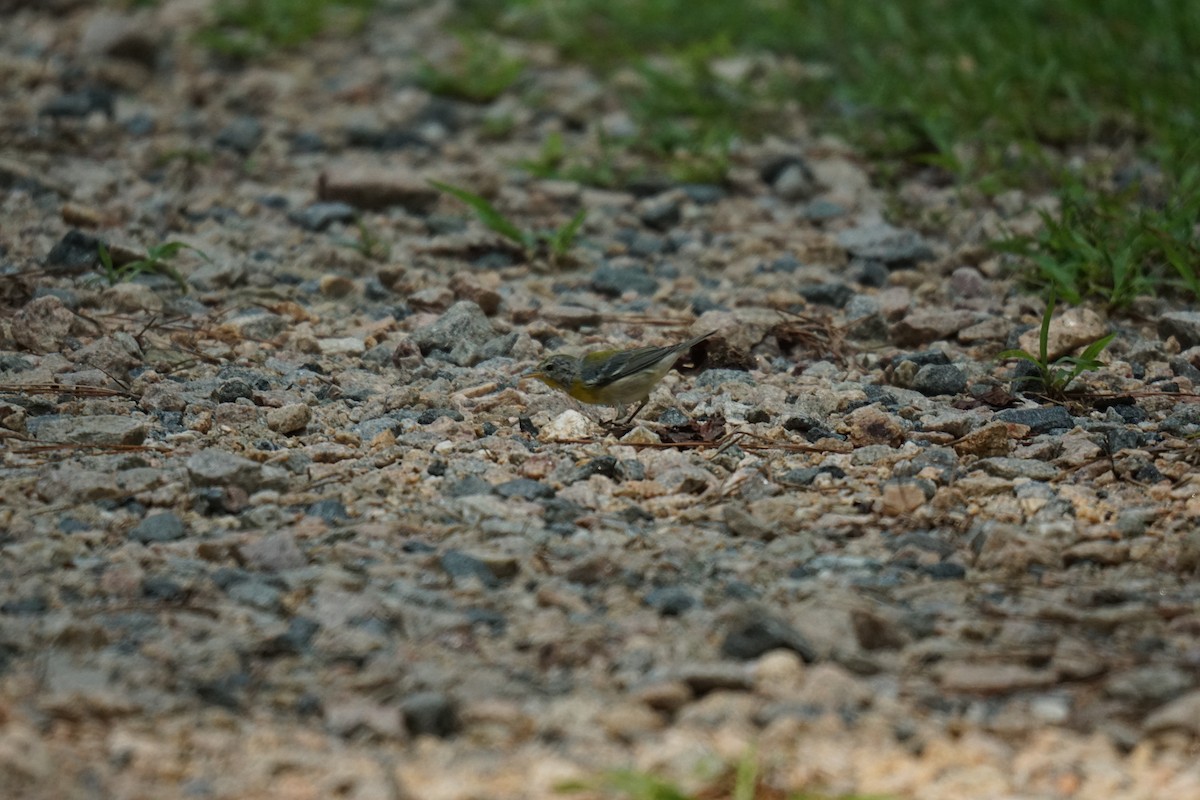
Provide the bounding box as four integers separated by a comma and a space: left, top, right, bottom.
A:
524, 330, 716, 424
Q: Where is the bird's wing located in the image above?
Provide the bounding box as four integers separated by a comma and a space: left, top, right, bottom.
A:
580, 346, 670, 386
579, 331, 716, 387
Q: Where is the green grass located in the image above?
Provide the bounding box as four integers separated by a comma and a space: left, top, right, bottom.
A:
993, 170, 1200, 306
430, 180, 586, 265
198, 0, 374, 58
418, 33, 525, 103
452, 0, 1200, 304
998, 292, 1117, 398
97, 241, 208, 294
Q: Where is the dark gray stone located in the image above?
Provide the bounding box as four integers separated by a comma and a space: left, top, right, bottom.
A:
129, 512, 186, 543
226, 579, 283, 612
45, 230, 102, 274
288, 202, 357, 232
679, 184, 725, 204
142, 576, 186, 602
804, 199, 846, 222
263, 616, 320, 655
799, 282, 853, 307
720, 609, 817, 662
351, 417, 403, 440
402, 691, 460, 738
911, 364, 967, 395
187, 450, 263, 490
591, 264, 659, 296
1, 596, 48, 615
306, 499, 348, 523
440, 550, 502, 588
30, 415, 148, 446
410, 301, 495, 366
1158, 311, 1200, 348
444, 475, 492, 498
995, 406, 1075, 434
215, 116, 264, 154
417, 408, 465, 425
644, 586, 697, 616
778, 467, 822, 487
567, 455, 618, 483
639, 195, 682, 231
494, 479, 554, 496
39, 87, 114, 119
975, 457, 1059, 481
837, 223, 934, 266
1162, 403, 1200, 435
213, 378, 254, 403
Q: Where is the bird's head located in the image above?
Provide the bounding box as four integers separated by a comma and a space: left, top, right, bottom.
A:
523, 354, 580, 392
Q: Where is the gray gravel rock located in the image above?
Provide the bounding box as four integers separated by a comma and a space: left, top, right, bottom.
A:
129, 512, 186, 543
222, 311, 287, 339
411, 301, 495, 366
643, 586, 698, 616
13, 295, 76, 352
911, 363, 967, 395
592, 264, 659, 296
402, 691, 460, 738
695, 368, 755, 388
215, 116, 264, 154
721, 607, 817, 662
1161, 403, 1200, 435
891, 310, 983, 346
1157, 311, 1200, 348
974, 457, 1059, 481
39, 87, 114, 119
440, 550, 506, 588
288, 202, 357, 232
266, 403, 311, 433
235, 532, 306, 571
187, 451, 265, 490
799, 282, 853, 307
45, 230, 102, 274
213, 378, 254, 403
444, 475, 491, 498
995, 406, 1075, 434
30, 415, 149, 445
494, 478, 554, 500
226, 579, 284, 612
760, 155, 817, 200
837, 222, 934, 266
72, 334, 142, 377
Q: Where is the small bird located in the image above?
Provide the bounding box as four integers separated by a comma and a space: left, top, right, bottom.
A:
524, 330, 717, 425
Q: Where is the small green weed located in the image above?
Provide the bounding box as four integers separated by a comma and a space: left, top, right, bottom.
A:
998, 293, 1116, 398
429, 180, 586, 265
97, 241, 207, 294
198, 0, 374, 58
336, 219, 390, 261
418, 34, 524, 103
521, 130, 632, 189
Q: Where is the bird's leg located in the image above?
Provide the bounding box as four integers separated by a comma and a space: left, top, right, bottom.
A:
601, 402, 628, 430
618, 399, 648, 426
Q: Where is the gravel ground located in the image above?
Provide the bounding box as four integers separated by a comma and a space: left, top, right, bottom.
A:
2, 3, 1200, 799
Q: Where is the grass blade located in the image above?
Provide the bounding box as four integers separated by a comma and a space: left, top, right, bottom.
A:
429, 180, 531, 248
549, 208, 587, 257
1038, 291, 1056, 363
